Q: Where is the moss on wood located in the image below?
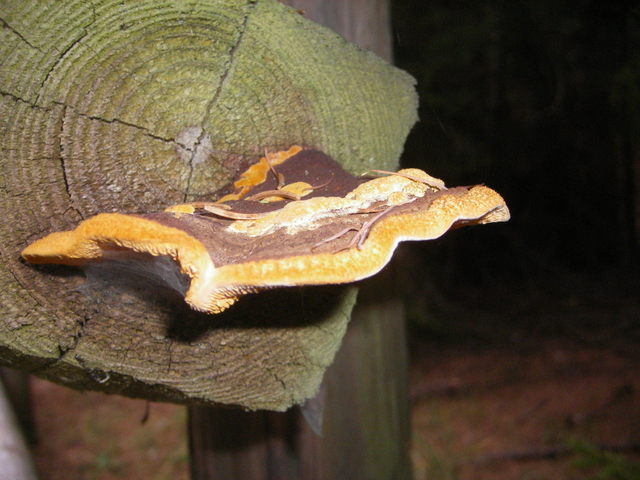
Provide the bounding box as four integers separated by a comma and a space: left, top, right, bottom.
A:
0, 0, 417, 410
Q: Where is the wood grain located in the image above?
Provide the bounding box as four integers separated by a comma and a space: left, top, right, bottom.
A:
0, 0, 416, 410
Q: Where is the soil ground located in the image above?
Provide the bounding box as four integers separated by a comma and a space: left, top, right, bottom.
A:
407, 268, 640, 480
26, 271, 640, 479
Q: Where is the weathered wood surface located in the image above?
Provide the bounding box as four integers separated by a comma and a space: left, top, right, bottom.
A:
0, 0, 416, 411
189, 1, 413, 478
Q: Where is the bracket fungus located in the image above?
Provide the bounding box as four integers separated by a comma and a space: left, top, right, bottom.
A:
22, 146, 510, 314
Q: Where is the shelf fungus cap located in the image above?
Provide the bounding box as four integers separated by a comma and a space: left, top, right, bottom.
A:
22, 147, 510, 314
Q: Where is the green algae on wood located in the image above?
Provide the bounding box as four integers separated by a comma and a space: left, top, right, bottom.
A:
0, 0, 417, 410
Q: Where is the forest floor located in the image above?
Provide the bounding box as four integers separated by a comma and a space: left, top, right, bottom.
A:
407, 268, 640, 480
27, 270, 640, 480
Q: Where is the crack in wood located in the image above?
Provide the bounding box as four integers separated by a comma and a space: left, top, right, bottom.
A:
51, 101, 190, 149
183, 0, 258, 201
35, 32, 88, 106
52, 103, 194, 215
58, 106, 72, 198
0, 17, 43, 52
80, 111, 182, 146
58, 105, 84, 220
35, 11, 97, 106
1, 261, 83, 375
52, 311, 90, 368
265, 364, 288, 393
0, 90, 52, 111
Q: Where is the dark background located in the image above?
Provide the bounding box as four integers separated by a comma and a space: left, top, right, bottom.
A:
390, 3, 640, 477
391, 0, 639, 337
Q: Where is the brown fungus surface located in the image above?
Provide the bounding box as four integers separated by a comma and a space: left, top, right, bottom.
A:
23, 147, 510, 314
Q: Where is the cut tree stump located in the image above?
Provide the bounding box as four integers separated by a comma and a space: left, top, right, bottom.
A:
0, 0, 416, 412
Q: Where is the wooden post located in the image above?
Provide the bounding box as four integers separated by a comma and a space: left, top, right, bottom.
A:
0, 1, 416, 477
188, 2, 412, 479
0, 0, 415, 410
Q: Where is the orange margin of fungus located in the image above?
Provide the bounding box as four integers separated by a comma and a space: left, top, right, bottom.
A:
21, 185, 509, 314
217, 145, 302, 202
